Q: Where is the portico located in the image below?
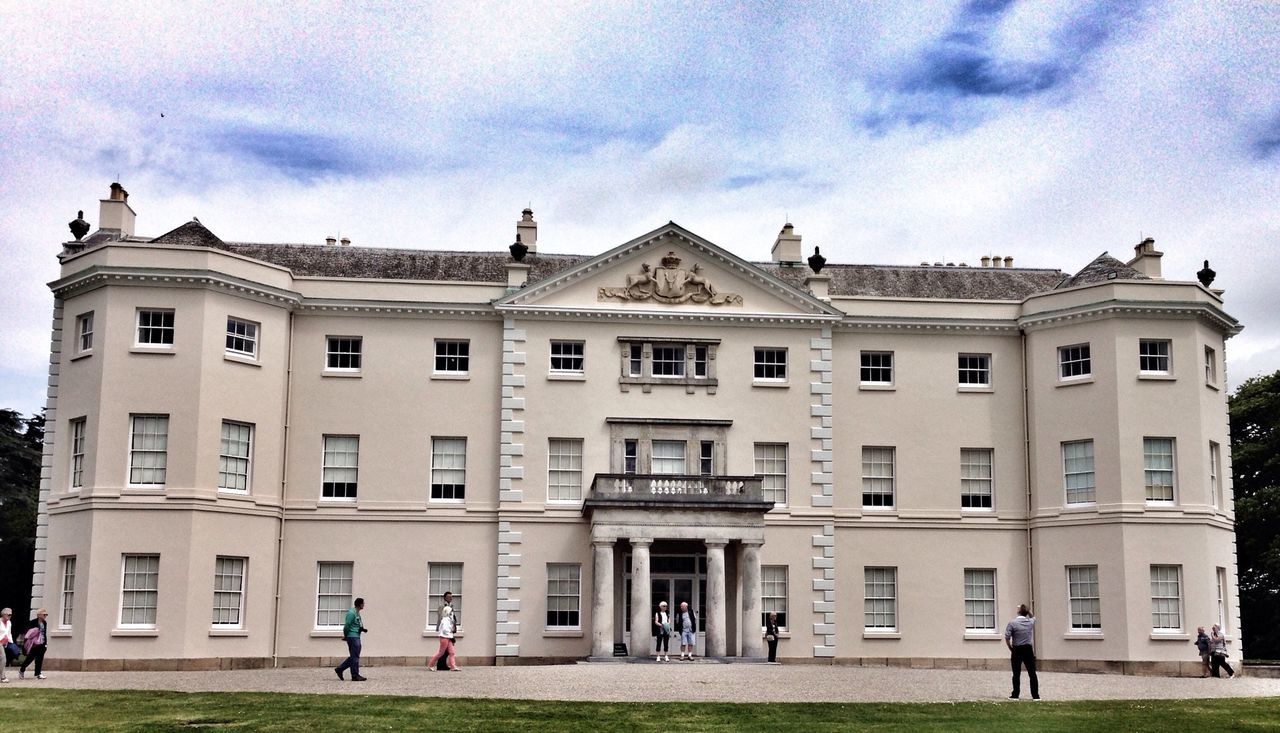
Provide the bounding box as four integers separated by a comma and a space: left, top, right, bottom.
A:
584, 473, 772, 660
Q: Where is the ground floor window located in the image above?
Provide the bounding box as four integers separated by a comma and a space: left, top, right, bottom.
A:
120, 554, 159, 628
761, 565, 787, 628
316, 561, 353, 628
212, 556, 246, 628
1150, 564, 1182, 631
546, 563, 581, 628
963, 568, 996, 631
1067, 565, 1101, 630
864, 566, 897, 631
429, 562, 463, 627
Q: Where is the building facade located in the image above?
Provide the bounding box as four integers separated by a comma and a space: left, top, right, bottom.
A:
33, 185, 1242, 673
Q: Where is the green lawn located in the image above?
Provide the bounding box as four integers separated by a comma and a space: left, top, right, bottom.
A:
1, 690, 1277, 732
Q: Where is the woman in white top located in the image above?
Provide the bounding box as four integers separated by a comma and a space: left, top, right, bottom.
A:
427, 606, 459, 671
0, 607, 14, 682
653, 601, 671, 662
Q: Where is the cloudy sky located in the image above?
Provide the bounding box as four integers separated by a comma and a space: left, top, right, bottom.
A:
1, 0, 1276, 418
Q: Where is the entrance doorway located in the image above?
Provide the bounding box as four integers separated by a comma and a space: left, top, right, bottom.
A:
624, 554, 706, 656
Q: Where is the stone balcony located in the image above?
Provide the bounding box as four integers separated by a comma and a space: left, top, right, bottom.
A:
583, 473, 773, 512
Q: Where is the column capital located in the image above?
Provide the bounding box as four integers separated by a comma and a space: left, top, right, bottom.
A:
592, 538, 616, 549
740, 539, 765, 549
630, 537, 654, 548
704, 538, 729, 549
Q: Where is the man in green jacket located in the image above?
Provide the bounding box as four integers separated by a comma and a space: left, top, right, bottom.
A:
334, 598, 367, 681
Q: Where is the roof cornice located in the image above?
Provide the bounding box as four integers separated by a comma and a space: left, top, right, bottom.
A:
1018, 299, 1243, 336
48, 266, 302, 307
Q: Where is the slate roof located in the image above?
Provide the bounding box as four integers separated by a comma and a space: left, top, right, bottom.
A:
1057, 252, 1149, 288
128, 220, 1151, 301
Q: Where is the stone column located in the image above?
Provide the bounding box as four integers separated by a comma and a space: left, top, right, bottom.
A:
739, 540, 764, 658
705, 539, 728, 658
629, 538, 653, 658
591, 539, 615, 658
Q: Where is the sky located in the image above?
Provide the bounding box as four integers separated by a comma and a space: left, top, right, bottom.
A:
1, 0, 1277, 418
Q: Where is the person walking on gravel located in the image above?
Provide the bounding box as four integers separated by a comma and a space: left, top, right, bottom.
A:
1004, 604, 1038, 700
334, 598, 367, 681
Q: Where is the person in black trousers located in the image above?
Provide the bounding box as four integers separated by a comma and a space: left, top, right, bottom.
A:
1003, 604, 1038, 699
764, 612, 780, 663
19, 609, 48, 680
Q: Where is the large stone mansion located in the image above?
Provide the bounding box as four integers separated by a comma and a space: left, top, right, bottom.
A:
33, 184, 1242, 673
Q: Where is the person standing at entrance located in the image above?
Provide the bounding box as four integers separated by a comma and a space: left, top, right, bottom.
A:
654, 601, 671, 662
677, 601, 697, 660
1004, 604, 1038, 699
765, 612, 780, 663
334, 598, 367, 681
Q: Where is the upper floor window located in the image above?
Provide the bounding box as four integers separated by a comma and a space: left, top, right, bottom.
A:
699, 440, 714, 475
960, 448, 993, 509
136, 309, 175, 347
547, 438, 584, 502
755, 443, 787, 505
322, 435, 359, 500
1204, 345, 1218, 386
1209, 441, 1222, 509
550, 341, 584, 374
226, 317, 259, 359
1062, 440, 1095, 505
861, 446, 895, 508
617, 338, 719, 392
652, 440, 686, 475
69, 417, 86, 489
76, 312, 94, 353
326, 336, 362, 372
1058, 344, 1091, 380
860, 351, 893, 386
1143, 437, 1175, 503
434, 339, 470, 375
754, 348, 787, 382
431, 437, 467, 500
128, 414, 169, 486
623, 439, 638, 475
218, 421, 253, 493
652, 345, 685, 376
1139, 339, 1171, 375
958, 353, 990, 387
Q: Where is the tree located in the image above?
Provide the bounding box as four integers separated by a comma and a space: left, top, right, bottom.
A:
0, 409, 43, 626
1228, 371, 1280, 660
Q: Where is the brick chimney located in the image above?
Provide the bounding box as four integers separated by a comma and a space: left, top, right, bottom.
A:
516, 208, 537, 253
1127, 237, 1163, 279
771, 223, 802, 265
98, 182, 136, 238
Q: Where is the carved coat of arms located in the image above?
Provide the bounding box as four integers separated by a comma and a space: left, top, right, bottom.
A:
598, 252, 743, 305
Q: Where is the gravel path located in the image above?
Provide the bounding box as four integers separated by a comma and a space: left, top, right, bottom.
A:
11, 662, 1280, 703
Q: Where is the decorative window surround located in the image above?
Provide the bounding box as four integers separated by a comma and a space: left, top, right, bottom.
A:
617, 336, 719, 394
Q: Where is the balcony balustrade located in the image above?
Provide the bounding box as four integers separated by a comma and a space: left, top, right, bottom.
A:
585, 473, 771, 511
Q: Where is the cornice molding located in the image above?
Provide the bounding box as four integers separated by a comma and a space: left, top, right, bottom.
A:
1018, 299, 1243, 336
49, 266, 302, 308
495, 304, 839, 326
834, 317, 1021, 334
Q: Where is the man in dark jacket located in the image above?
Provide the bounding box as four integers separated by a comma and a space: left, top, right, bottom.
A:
676, 601, 698, 660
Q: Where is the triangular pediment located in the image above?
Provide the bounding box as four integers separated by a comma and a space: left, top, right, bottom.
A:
496, 223, 842, 321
